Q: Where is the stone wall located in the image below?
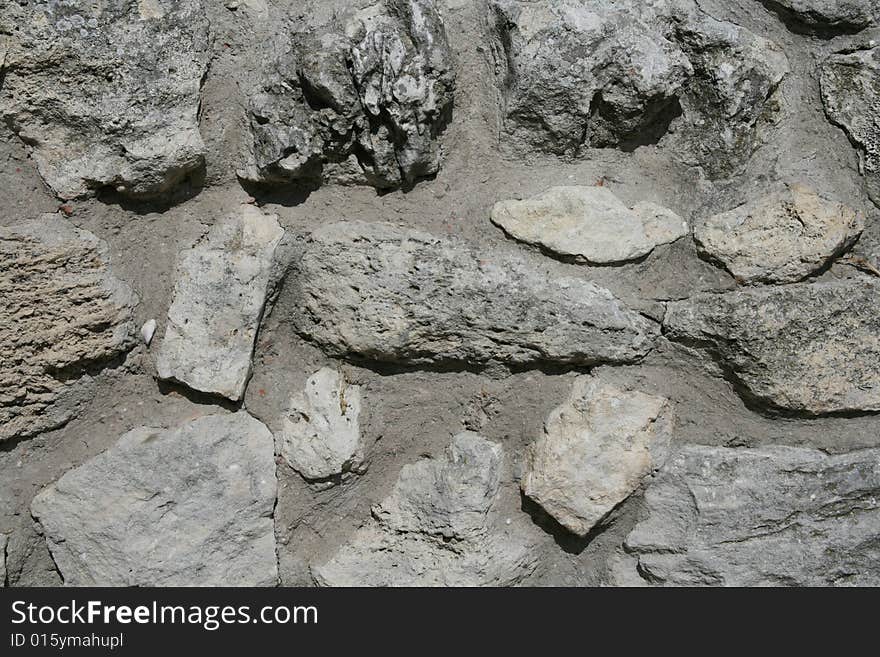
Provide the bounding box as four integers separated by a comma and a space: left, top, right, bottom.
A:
1, 0, 878, 586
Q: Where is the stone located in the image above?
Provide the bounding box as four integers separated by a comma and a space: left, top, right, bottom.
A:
313, 432, 537, 586
694, 184, 864, 285
1, 534, 6, 587
761, 0, 875, 32
140, 319, 157, 346
289, 221, 658, 367
0, 215, 137, 443
821, 46, 880, 205
664, 281, 880, 414
488, 0, 788, 176
616, 444, 880, 586
521, 376, 674, 537
156, 207, 285, 401
278, 368, 365, 481
669, 4, 789, 176
491, 186, 688, 264
30, 412, 278, 586
0, 0, 210, 200
240, 0, 454, 190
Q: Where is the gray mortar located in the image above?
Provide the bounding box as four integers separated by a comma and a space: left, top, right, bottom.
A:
1, 0, 879, 586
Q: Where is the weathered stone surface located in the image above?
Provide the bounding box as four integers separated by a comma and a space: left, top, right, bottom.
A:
0, 0, 210, 199
761, 0, 876, 32
522, 376, 674, 537
290, 221, 658, 367
667, 4, 789, 176
821, 46, 880, 204
278, 368, 365, 481
491, 186, 688, 264
664, 281, 880, 414
615, 444, 880, 586
489, 0, 788, 176
313, 432, 537, 586
31, 412, 278, 586
1, 534, 6, 587
0, 216, 137, 443
241, 0, 454, 190
156, 207, 285, 401
694, 184, 864, 284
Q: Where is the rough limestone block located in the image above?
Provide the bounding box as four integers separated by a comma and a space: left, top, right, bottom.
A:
290, 221, 658, 367
821, 46, 880, 204
0, 215, 136, 442
694, 184, 864, 284
614, 444, 880, 586
241, 0, 455, 189
489, 0, 788, 176
0, 0, 210, 199
313, 432, 537, 586
522, 375, 674, 537
664, 281, 880, 414
156, 207, 285, 401
31, 412, 278, 587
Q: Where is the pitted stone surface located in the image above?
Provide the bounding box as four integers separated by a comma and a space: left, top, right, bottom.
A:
0, 0, 210, 199
664, 281, 880, 414
694, 184, 864, 285
522, 375, 674, 537
0, 216, 137, 442
290, 221, 658, 367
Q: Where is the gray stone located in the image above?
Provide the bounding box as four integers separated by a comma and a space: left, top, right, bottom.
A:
240, 0, 454, 190
694, 184, 865, 285
313, 432, 537, 586
1, 534, 6, 587
664, 281, 880, 414
290, 221, 658, 367
488, 0, 788, 176
669, 4, 789, 176
156, 207, 285, 401
278, 368, 366, 481
0, 215, 137, 442
761, 0, 875, 32
821, 46, 880, 205
31, 412, 278, 586
615, 444, 880, 586
522, 375, 674, 537
491, 186, 688, 264
0, 0, 210, 199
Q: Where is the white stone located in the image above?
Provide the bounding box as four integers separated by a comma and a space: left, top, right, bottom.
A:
156, 207, 284, 401
521, 375, 674, 537
694, 184, 864, 284
31, 412, 278, 586
491, 186, 688, 264
278, 368, 365, 481
140, 319, 157, 346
